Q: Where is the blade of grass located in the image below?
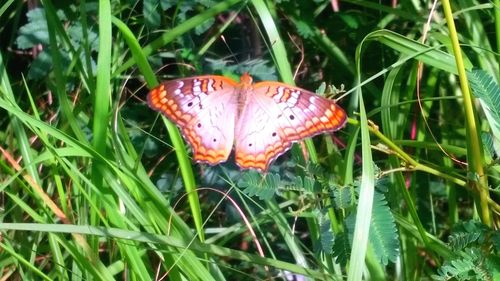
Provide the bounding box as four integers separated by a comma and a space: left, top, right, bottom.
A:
0, 46, 41, 187
0, 96, 220, 279
43, 0, 87, 142
364, 29, 466, 75
347, 75, 376, 281
0, 242, 52, 281
112, 16, 204, 241
93, 0, 111, 155
0, 223, 333, 280
0, 0, 14, 18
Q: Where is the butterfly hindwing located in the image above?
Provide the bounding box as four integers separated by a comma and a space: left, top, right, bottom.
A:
149, 73, 347, 171
234, 81, 347, 171
148, 76, 239, 165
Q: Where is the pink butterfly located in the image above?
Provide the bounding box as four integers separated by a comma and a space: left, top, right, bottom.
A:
148, 72, 347, 171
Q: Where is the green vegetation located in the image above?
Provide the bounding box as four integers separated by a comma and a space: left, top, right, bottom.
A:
0, 0, 499, 280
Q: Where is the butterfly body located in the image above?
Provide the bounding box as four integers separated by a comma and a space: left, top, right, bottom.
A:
148, 73, 347, 171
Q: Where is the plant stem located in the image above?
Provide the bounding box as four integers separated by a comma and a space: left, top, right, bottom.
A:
440, 0, 491, 226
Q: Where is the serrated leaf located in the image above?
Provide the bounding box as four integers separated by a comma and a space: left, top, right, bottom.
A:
319, 215, 334, 254
295, 20, 313, 38
27, 49, 71, 80
467, 69, 500, 155
291, 175, 303, 190
332, 185, 355, 209
16, 8, 49, 49
302, 176, 316, 192
449, 220, 489, 250
435, 253, 476, 281
449, 231, 481, 251
238, 171, 277, 200
306, 162, 324, 176
332, 231, 350, 266
339, 186, 399, 265
27, 50, 52, 80
369, 190, 400, 265
481, 132, 498, 160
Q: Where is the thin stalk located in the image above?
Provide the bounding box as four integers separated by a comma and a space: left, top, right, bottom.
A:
441, 0, 491, 226
347, 118, 500, 212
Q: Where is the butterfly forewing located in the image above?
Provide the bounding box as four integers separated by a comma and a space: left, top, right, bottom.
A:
234, 81, 347, 171
148, 76, 239, 165
148, 73, 347, 172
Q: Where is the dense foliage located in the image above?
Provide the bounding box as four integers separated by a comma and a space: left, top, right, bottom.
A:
0, 0, 499, 280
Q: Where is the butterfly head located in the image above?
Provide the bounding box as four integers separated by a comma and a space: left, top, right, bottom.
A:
239, 72, 253, 87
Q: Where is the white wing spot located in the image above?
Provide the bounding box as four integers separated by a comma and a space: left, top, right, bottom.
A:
308, 104, 317, 111
273, 86, 284, 101
277, 102, 288, 111
286, 91, 299, 106
192, 80, 202, 90
207, 79, 215, 91
309, 96, 317, 103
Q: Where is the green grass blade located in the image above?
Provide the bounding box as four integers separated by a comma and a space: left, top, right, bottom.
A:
43, 0, 87, 142
112, 16, 204, 241
93, 0, 111, 155
0, 242, 52, 281
0, 223, 332, 280
347, 90, 376, 281
365, 29, 470, 74
346, 32, 378, 281
0, 48, 41, 187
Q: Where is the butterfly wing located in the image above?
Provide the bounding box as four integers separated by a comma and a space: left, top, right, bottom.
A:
234, 81, 347, 171
148, 76, 239, 165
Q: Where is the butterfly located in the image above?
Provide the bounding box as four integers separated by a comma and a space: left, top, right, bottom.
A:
148, 72, 347, 172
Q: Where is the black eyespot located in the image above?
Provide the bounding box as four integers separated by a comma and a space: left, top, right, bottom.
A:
289, 115, 295, 120
197, 123, 202, 128
272, 132, 277, 137
187, 102, 193, 107
248, 143, 253, 147
213, 138, 217, 142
